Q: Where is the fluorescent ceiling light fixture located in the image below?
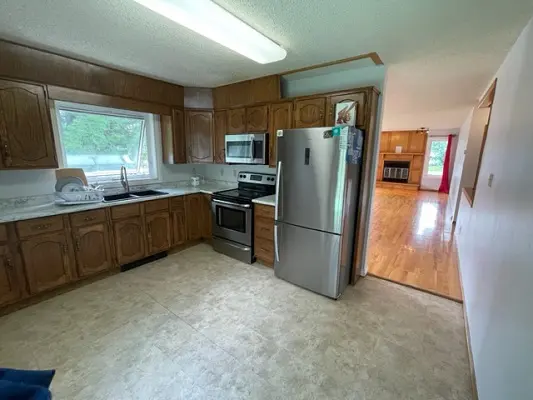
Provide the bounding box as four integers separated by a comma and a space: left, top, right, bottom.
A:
132, 0, 287, 64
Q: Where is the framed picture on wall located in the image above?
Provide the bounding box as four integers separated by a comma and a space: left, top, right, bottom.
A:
335, 101, 357, 126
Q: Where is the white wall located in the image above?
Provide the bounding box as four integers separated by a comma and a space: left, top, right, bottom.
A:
200, 164, 275, 182
456, 17, 533, 399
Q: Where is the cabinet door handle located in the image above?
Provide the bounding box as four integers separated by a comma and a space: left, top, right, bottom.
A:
75, 237, 81, 251
4, 257, 13, 269
84, 216, 96, 222
34, 223, 52, 231
62, 244, 68, 254
2, 143, 11, 166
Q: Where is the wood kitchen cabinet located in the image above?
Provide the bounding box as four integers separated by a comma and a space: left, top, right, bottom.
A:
145, 212, 171, 255
214, 110, 227, 164
201, 194, 212, 240
20, 232, 72, 294
172, 109, 187, 163
185, 194, 203, 241
227, 108, 246, 133
293, 97, 326, 128
170, 197, 187, 246
254, 204, 275, 267
0, 79, 57, 169
72, 223, 113, 277
113, 217, 146, 265
246, 105, 268, 131
326, 91, 366, 127
407, 131, 427, 153
185, 110, 214, 163
0, 243, 21, 306
268, 102, 292, 167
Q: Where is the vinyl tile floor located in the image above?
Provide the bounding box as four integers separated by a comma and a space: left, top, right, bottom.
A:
0, 244, 472, 400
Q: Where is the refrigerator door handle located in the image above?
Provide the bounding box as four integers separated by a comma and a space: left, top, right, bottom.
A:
274, 224, 280, 262
275, 161, 282, 220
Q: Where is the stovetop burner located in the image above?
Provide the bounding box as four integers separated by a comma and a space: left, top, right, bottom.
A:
212, 171, 276, 205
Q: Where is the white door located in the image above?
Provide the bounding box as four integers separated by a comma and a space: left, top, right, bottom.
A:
421, 137, 447, 191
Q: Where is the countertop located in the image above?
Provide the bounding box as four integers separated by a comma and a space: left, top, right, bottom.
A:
252, 194, 275, 207
0, 182, 236, 223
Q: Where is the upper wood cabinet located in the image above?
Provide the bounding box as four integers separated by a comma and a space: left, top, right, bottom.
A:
227, 108, 246, 133
389, 131, 410, 152
21, 232, 71, 294
213, 75, 280, 109
246, 105, 268, 131
407, 131, 427, 153
113, 217, 146, 265
380, 132, 391, 153
145, 212, 171, 255
326, 91, 366, 127
0, 243, 21, 306
0, 79, 57, 169
73, 223, 113, 277
268, 102, 292, 168
214, 110, 227, 164
185, 110, 214, 163
294, 97, 326, 128
161, 108, 186, 164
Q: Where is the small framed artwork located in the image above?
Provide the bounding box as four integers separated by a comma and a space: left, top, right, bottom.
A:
335, 101, 357, 126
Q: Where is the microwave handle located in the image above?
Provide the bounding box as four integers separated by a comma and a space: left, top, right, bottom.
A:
250, 138, 256, 159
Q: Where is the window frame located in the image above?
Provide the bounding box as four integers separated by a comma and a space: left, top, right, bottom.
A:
52, 100, 160, 186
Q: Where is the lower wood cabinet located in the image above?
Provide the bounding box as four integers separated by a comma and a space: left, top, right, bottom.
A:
185, 194, 203, 241
113, 217, 146, 265
146, 212, 171, 255
171, 211, 187, 246
0, 244, 21, 306
73, 223, 113, 277
201, 194, 212, 239
20, 232, 72, 294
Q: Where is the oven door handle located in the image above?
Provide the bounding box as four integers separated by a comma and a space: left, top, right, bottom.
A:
274, 224, 280, 263
212, 199, 251, 208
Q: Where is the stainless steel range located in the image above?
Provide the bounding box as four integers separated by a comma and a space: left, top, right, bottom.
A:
212, 172, 276, 263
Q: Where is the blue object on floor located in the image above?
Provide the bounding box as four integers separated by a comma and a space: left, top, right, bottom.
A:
0, 368, 55, 399
0, 368, 55, 388
0, 380, 51, 400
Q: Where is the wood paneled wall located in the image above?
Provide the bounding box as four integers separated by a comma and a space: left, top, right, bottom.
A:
0, 40, 184, 107
213, 75, 280, 109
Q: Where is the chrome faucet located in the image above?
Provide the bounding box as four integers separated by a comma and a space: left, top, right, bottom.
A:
120, 165, 130, 193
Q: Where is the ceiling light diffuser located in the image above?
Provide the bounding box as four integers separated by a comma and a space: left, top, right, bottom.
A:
132, 0, 287, 64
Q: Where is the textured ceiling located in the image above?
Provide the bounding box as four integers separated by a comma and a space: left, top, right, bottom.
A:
0, 0, 532, 129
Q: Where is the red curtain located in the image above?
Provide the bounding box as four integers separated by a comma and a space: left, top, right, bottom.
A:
438, 134, 453, 193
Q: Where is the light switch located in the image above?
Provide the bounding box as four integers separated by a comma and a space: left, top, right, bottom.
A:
488, 173, 494, 187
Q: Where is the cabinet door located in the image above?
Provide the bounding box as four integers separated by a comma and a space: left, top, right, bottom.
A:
73, 223, 113, 277
389, 131, 410, 153
21, 233, 71, 294
201, 194, 212, 239
227, 108, 246, 133
379, 132, 391, 153
185, 110, 214, 163
171, 211, 187, 246
113, 217, 146, 265
268, 102, 292, 167
0, 79, 57, 169
214, 110, 227, 164
146, 212, 171, 255
294, 98, 326, 128
326, 91, 366, 127
172, 108, 187, 163
185, 195, 203, 241
246, 105, 268, 131
407, 131, 427, 153
0, 244, 20, 306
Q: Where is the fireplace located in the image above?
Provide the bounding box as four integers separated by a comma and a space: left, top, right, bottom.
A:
383, 160, 410, 183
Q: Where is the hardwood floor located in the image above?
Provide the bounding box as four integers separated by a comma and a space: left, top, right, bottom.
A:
367, 188, 463, 301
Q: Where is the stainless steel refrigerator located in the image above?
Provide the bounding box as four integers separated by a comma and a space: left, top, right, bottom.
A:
274, 126, 364, 299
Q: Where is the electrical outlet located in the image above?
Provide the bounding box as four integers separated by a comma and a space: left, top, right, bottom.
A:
488, 173, 494, 187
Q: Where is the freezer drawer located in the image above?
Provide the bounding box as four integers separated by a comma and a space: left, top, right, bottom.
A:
274, 221, 343, 299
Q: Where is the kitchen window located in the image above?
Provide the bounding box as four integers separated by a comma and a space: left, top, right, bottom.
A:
53, 101, 158, 184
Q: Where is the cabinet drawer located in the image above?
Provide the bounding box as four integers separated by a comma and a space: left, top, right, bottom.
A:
0, 224, 7, 242
17, 215, 64, 238
70, 209, 106, 227
170, 196, 185, 212
111, 203, 141, 220
144, 199, 169, 214
383, 154, 413, 161
254, 217, 274, 241
255, 204, 274, 219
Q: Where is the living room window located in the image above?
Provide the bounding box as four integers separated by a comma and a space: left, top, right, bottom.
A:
53, 101, 158, 184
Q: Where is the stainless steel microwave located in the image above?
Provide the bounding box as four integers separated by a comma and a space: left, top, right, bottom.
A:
225, 133, 269, 164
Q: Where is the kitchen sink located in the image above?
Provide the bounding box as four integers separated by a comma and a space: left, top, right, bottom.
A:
129, 190, 168, 197
103, 193, 136, 202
